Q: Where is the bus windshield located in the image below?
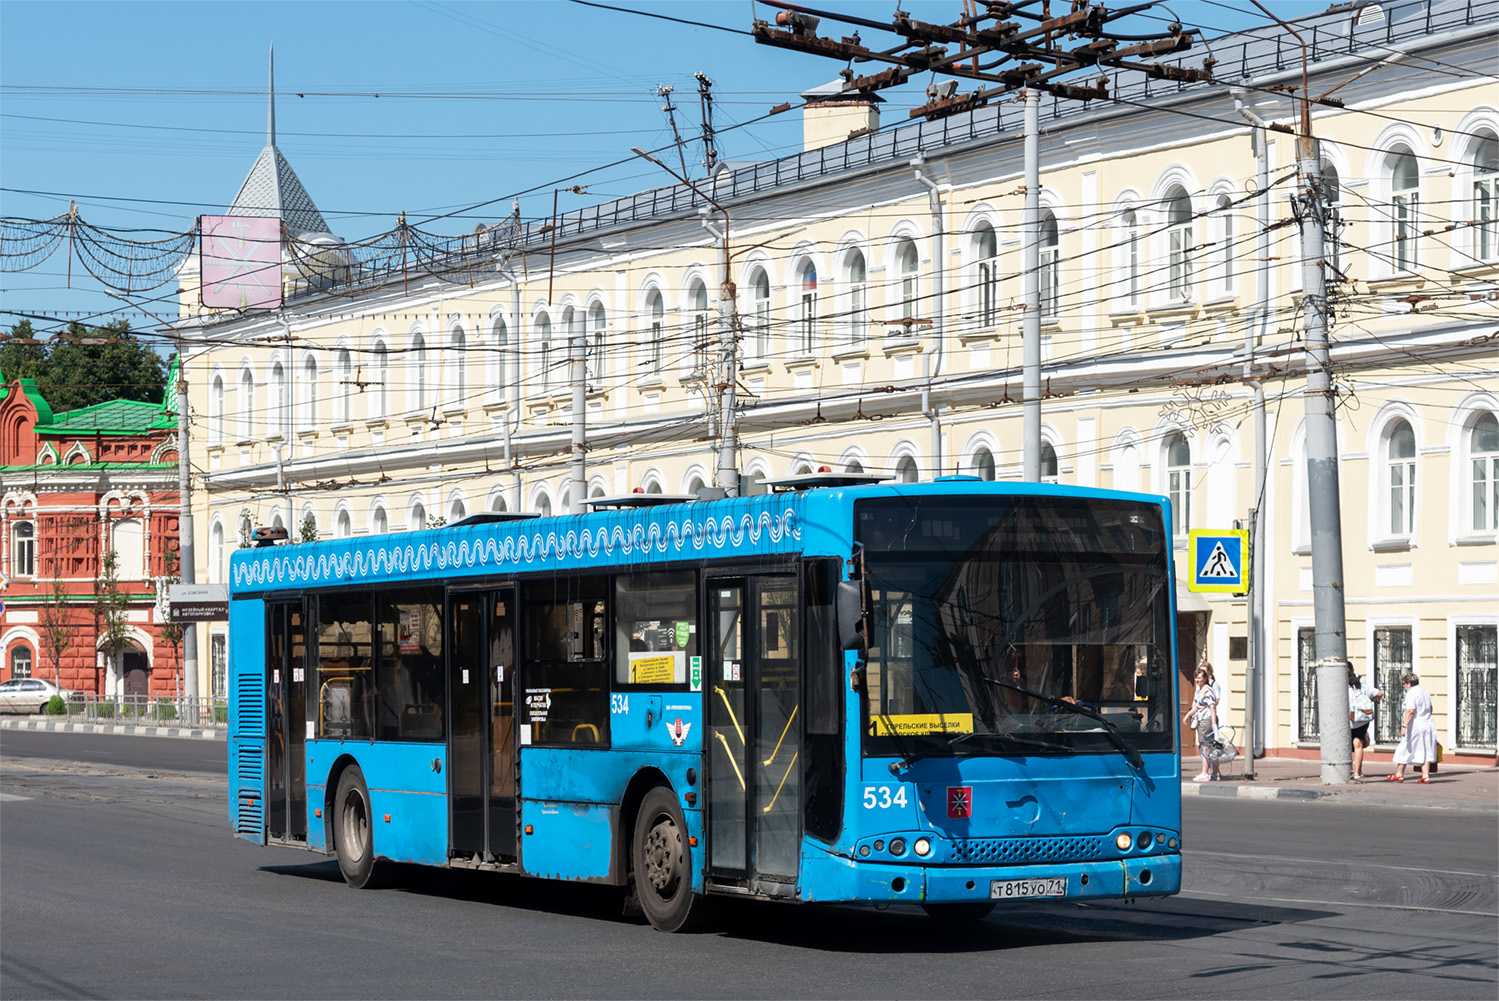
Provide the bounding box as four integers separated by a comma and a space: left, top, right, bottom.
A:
857, 494, 1176, 759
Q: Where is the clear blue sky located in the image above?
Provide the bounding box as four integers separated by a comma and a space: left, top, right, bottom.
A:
1, 0, 1286, 334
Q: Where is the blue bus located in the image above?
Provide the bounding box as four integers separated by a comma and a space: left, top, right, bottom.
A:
228, 475, 1183, 931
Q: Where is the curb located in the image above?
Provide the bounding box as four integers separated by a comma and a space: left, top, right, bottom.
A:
1181, 779, 1497, 812
0, 718, 223, 741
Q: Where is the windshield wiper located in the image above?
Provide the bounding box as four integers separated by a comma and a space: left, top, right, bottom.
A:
894, 729, 1071, 771
983, 677, 1144, 770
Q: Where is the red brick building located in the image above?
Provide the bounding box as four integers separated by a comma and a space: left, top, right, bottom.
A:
1, 372, 183, 698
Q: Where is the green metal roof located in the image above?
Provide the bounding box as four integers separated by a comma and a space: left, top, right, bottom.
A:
36, 398, 175, 436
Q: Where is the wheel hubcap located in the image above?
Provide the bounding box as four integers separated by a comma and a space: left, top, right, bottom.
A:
343, 792, 367, 864
643, 817, 680, 896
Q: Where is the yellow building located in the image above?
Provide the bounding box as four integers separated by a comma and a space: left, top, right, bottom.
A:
179, 3, 1497, 764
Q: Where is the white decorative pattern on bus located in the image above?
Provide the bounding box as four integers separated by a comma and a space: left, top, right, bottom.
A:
232, 508, 801, 588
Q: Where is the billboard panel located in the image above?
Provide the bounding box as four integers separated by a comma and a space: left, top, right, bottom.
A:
200, 215, 282, 309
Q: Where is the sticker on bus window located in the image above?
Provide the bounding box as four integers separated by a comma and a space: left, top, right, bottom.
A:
870, 714, 974, 737
293, 667, 304, 683
398, 610, 420, 653
305, 720, 314, 740
689, 656, 702, 692
525, 689, 552, 722
675, 621, 690, 648
630, 651, 682, 685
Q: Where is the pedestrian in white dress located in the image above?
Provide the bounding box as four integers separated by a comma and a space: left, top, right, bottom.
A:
1390, 671, 1436, 784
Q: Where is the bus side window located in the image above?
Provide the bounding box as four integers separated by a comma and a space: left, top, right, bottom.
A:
522, 577, 610, 747
317, 593, 375, 740
376, 590, 446, 742
614, 570, 696, 687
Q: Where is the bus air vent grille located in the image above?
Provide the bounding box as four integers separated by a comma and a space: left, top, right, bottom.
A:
953, 836, 1105, 864
236, 791, 263, 836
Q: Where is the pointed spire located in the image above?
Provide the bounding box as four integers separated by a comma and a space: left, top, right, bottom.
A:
267, 44, 276, 147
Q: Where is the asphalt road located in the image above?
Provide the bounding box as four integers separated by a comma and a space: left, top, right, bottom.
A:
2, 731, 1495, 1000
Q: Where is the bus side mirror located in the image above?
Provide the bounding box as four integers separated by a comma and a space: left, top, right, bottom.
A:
836, 580, 866, 653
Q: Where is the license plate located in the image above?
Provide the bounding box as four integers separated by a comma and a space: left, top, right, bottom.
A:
990, 877, 1067, 899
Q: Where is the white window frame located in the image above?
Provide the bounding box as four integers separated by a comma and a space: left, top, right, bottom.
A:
335, 347, 352, 425
1165, 187, 1193, 302
12, 521, 36, 578
446, 325, 466, 410
1380, 416, 1418, 543
1449, 617, 1498, 752
747, 269, 771, 364
237, 368, 254, 441
209, 374, 225, 445
587, 302, 607, 384
841, 247, 868, 348
973, 223, 999, 329
1391, 148, 1420, 273
371, 339, 389, 421
1163, 430, 1192, 542
1039, 213, 1059, 318
794, 258, 818, 355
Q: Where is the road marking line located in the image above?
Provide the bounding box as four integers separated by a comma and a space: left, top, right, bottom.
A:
0, 792, 32, 802
1181, 887, 1497, 918
1192, 849, 1497, 880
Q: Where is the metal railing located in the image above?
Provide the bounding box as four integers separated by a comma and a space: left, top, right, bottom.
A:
59, 693, 228, 728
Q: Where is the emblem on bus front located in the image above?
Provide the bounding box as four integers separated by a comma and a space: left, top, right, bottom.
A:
669, 718, 692, 747
947, 786, 973, 819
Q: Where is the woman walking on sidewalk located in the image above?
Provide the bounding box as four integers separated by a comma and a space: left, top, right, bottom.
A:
1184, 664, 1222, 782
1390, 671, 1436, 784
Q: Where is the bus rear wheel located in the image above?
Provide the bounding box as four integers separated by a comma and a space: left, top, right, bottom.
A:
922, 901, 996, 923
334, 765, 389, 889
632, 786, 714, 932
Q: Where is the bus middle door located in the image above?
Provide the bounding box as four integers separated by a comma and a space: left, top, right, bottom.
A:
705, 574, 801, 895
266, 600, 308, 843
448, 588, 517, 863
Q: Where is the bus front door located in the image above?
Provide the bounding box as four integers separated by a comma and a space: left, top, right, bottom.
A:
706, 575, 802, 893
449, 588, 517, 862
266, 601, 307, 843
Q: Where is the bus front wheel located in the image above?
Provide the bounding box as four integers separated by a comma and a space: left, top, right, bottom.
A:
632, 786, 714, 932
334, 765, 388, 889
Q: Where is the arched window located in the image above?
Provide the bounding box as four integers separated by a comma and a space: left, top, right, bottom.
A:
370, 505, 387, 535
112, 518, 144, 580
410, 332, 428, 413
1040, 442, 1059, 484
270, 362, 289, 439
237, 369, 254, 441
896, 238, 919, 322
1383, 418, 1416, 538
371, 339, 388, 420
1214, 194, 1234, 294
644, 290, 664, 374
588, 302, 607, 383
447, 326, 466, 409
1121, 209, 1141, 307
408, 501, 427, 532
842, 248, 868, 347
10, 645, 33, 680
1114, 438, 1141, 493
1473, 132, 1497, 263
209, 520, 224, 583
686, 279, 710, 374
559, 487, 573, 514
1391, 149, 1420, 272
1470, 411, 1499, 534
895, 455, 919, 483
300, 354, 318, 428
490, 492, 508, 513
238, 512, 253, 548
11, 520, 36, 577
531, 313, 552, 392
1165, 188, 1193, 301
844, 458, 864, 474
209, 374, 224, 445
973, 446, 996, 481
748, 269, 771, 363
335, 348, 352, 425
536, 493, 553, 518
1039, 212, 1060, 317
1320, 162, 1344, 273
488, 317, 508, 406
335, 508, 351, 538
686, 474, 707, 497
1165, 431, 1191, 538
974, 223, 999, 328
449, 497, 467, 523
795, 259, 818, 354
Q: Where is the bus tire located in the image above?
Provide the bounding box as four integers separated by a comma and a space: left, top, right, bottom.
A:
632, 786, 713, 932
334, 765, 388, 889
922, 901, 995, 923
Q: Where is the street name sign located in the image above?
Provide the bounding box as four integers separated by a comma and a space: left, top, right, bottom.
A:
168, 583, 230, 622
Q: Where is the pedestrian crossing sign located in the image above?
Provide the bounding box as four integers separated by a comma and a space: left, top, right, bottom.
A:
1188, 530, 1249, 593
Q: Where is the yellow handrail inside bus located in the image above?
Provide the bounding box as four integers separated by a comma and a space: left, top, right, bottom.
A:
761, 704, 798, 767
712, 730, 746, 790
713, 685, 745, 745
761, 751, 799, 813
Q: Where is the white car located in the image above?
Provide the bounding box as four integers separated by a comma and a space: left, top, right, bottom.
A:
0, 678, 74, 714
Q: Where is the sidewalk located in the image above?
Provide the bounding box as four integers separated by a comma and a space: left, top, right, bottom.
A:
0, 715, 223, 740
1182, 754, 1499, 812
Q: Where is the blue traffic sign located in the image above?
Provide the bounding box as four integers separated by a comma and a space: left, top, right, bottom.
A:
1188, 530, 1248, 593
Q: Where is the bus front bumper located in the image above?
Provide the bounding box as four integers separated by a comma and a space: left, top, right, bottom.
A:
798, 850, 1181, 905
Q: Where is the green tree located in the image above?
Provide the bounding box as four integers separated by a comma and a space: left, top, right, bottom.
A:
96, 550, 132, 700
1, 319, 49, 383
39, 319, 166, 412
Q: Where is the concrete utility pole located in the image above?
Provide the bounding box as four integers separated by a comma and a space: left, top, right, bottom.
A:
176, 342, 199, 720
570, 311, 587, 514
631, 147, 739, 495
1021, 89, 1042, 482
1252, 0, 1352, 783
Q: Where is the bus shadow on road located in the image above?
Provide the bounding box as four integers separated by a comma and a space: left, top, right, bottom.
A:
259, 860, 1336, 948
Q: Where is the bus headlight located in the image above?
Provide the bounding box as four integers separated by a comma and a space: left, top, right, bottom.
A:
913, 838, 931, 857
889, 838, 907, 856
1115, 832, 1134, 851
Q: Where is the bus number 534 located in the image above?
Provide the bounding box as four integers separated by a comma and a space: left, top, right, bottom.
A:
863, 786, 908, 809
